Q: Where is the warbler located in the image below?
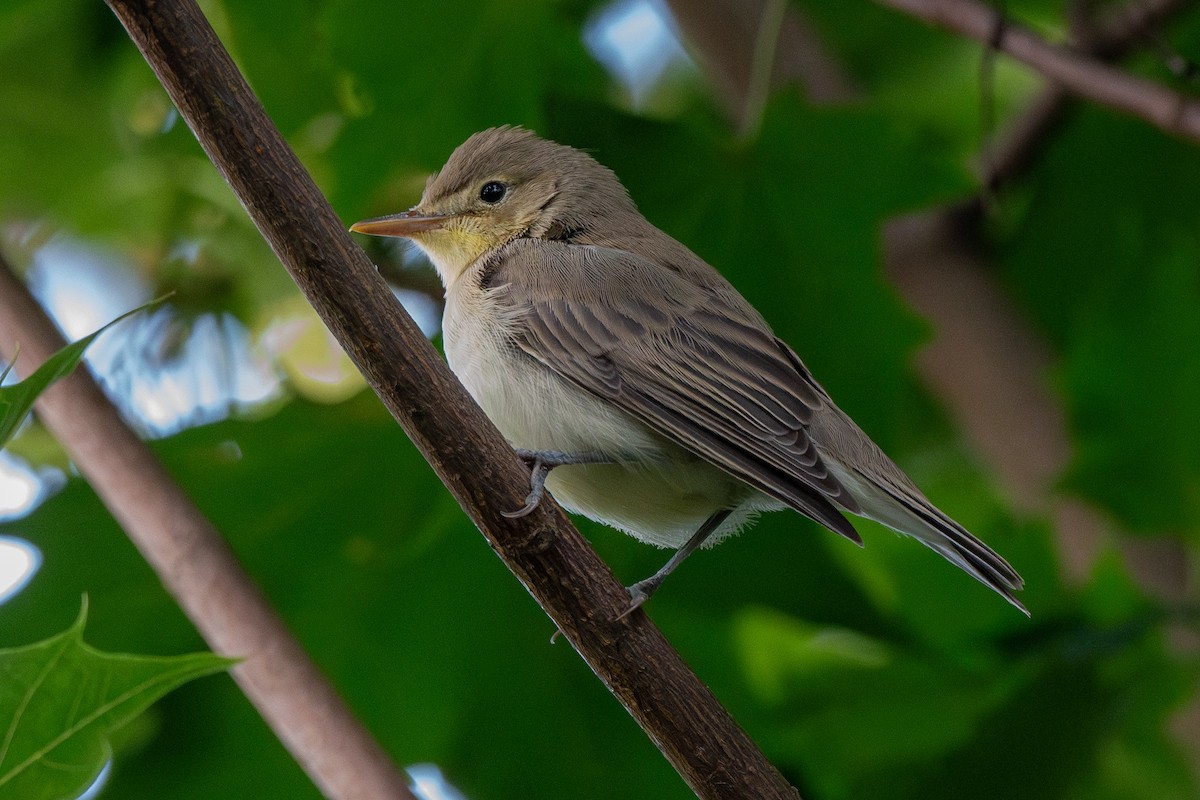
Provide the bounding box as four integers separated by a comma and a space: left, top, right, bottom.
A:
351, 126, 1025, 615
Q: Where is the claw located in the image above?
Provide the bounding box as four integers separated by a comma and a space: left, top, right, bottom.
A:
502, 490, 544, 519
504, 449, 611, 517
502, 497, 541, 519
615, 577, 659, 621
503, 454, 552, 517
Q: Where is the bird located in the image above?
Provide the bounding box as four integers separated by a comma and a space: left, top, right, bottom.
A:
350, 126, 1026, 616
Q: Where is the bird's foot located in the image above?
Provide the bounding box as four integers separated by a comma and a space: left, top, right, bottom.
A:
615, 576, 664, 621
613, 509, 732, 620
502, 449, 610, 518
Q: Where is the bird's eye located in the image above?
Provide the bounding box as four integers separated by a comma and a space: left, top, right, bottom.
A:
479, 181, 508, 204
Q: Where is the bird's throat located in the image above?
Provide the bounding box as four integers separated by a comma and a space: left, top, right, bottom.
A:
412, 229, 497, 288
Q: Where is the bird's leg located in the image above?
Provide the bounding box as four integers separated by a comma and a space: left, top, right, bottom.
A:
617, 508, 733, 620
502, 449, 611, 519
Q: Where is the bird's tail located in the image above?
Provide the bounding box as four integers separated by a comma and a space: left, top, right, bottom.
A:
833, 466, 1027, 615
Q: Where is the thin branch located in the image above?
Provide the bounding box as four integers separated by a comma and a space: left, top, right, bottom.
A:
662, 0, 857, 125
875, 0, 1200, 143
99, 0, 799, 797
0, 251, 417, 800
982, 0, 1195, 194
1086, 0, 1197, 56
739, 0, 789, 139
978, 84, 1072, 195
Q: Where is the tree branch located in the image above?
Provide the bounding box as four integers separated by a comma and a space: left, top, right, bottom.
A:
981, 0, 1195, 194
1086, 0, 1196, 57
873, 0, 1200, 144
0, 251, 417, 800
97, 0, 798, 797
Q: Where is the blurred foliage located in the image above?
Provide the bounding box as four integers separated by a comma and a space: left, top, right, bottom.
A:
0, 0, 1198, 798
0, 299, 162, 448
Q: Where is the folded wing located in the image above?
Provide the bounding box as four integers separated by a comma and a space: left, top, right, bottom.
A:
489, 239, 862, 544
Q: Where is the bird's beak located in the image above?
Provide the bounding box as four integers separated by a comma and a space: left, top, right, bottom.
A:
349, 210, 453, 238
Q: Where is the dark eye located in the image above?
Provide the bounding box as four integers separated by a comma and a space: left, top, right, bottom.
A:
479, 181, 507, 204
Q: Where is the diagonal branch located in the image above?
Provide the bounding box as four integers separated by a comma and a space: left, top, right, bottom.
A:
874, 0, 1200, 144
0, 251, 417, 800
97, 0, 799, 798
1085, 0, 1196, 56
981, 0, 1195, 194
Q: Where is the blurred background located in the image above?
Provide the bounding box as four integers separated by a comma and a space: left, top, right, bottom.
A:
1, 0, 1198, 798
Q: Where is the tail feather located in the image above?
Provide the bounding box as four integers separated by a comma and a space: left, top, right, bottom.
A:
837, 467, 1027, 615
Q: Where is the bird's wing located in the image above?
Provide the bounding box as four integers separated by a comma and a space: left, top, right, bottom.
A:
487, 239, 863, 544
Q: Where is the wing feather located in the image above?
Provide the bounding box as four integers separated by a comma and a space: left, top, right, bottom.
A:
492, 240, 862, 542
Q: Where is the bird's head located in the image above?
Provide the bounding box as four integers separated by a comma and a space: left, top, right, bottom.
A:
350, 126, 636, 286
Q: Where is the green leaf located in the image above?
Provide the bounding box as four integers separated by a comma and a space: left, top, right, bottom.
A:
999, 108, 1200, 534
734, 606, 891, 703
0, 298, 164, 449
0, 598, 232, 800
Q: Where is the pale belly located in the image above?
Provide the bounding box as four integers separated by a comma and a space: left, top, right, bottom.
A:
443, 296, 773, 548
